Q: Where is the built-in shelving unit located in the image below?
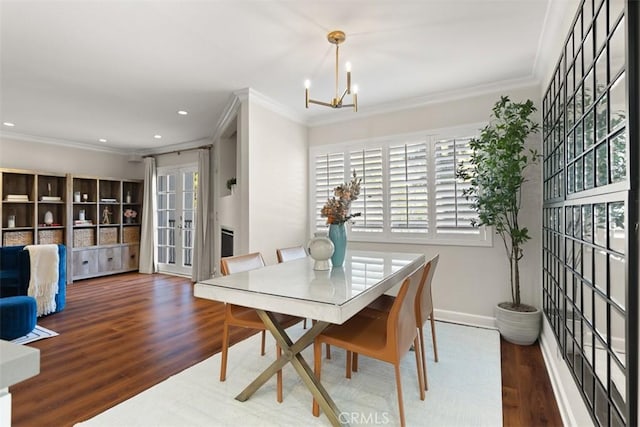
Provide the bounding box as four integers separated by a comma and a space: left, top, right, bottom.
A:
69, 175, 143, 280
0, 168, 142, 282
0, 168, 67, 247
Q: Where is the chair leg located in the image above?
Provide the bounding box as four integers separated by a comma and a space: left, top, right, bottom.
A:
419, 326, 428, 391
413, 337, 425, 400
303, 318, 308, 329
260, 330, 266, 356
277, 345, 283, 403
430, 314, 438, 362
394, 363, 406, 427
220, 322, 230, 382
312, 340, 322, 417
312, 319, 329, 358
346, 351, 352, 379
352, 352, 358, 372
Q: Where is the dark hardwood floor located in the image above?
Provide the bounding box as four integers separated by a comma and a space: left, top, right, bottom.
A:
9, 273, 562, 426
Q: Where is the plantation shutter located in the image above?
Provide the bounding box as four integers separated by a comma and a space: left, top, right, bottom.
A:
434, 137, 478, 234
350, 148, 384, 232
314, 152, 345, 229
388, 142, 429, 233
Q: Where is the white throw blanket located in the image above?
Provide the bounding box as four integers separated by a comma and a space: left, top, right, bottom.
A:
25, 244, 59, 316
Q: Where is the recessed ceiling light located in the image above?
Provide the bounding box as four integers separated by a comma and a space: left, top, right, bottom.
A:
98, 138, 107, 143
177, 110, 188, 116
3, 122, 15, 127
154, 134, 162, 139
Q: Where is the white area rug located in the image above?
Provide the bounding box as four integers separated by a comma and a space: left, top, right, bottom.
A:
11, 325, 58, 344
77, 322, 501, 426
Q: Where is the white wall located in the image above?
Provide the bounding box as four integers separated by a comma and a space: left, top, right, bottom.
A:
246, 99, 307, 266
0, 136, 143, 179
309, 85, 542, 325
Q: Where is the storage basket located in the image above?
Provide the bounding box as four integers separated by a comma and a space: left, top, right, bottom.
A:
99, 227, 118, 245
123, 226, 140, 244
38, 229, 64, 244
2, 230, 33, 246
73, 228, 95, 247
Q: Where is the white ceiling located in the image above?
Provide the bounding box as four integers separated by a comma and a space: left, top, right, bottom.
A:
0, 0, 567, 154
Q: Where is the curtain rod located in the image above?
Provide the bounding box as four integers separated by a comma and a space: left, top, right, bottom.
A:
143, 144, 212, 158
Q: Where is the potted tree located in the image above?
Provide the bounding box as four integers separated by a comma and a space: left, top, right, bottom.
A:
457, 96, 541, 345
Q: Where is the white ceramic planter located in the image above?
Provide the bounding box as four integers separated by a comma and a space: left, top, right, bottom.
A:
495, 303, 542, 345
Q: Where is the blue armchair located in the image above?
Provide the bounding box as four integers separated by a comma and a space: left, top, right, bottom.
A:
0, 244, 66, 313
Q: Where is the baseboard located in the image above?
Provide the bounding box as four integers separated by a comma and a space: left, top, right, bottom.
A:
539, 319, 594, 427
434, 308, 496, 329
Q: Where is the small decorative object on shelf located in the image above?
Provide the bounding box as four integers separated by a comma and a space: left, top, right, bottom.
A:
79, 209, 86, 221
7, 215, 16, 228
41, 196, 61, 201
5, 194, 29, 202
320, 170, 361, 267
124, 208, 137, 224
126, 190, 131, 204
82, 193, 88, 202
44, 211, 54, 225
102, 206, 112, 224
74, 191, 81, 202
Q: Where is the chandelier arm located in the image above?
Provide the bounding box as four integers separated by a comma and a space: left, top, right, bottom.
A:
308, 99, 335, 108
338, 87, 350, 105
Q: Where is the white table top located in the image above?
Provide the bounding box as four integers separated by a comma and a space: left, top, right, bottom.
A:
0, 340, 40, 389
194, 250, 425, 324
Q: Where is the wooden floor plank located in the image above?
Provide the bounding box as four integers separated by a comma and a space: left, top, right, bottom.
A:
9, 273, 562, 426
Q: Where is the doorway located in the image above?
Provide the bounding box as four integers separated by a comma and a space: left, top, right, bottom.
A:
156, 165, 198, 276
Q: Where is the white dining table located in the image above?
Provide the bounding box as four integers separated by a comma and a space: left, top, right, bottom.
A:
194, 249, 425, 427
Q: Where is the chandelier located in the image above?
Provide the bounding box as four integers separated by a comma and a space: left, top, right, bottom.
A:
305, 30, 358, 111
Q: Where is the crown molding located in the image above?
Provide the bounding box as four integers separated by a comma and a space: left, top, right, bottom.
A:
138, 137, 213, 156
240, 88, 307, 125
211, 93, 242, 143
0, 130, 133, 155
533, 0, 580, 84
307, 76, 541, 127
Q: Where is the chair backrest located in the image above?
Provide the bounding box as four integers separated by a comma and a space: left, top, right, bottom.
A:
276, 246, 307, 263
220, 252, 265, 276
416, 254, 439, 326
388, 262, 426, 356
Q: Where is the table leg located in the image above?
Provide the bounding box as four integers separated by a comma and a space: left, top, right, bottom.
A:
234, 310, 348, 427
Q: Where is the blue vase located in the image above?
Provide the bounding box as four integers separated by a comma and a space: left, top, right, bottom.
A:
328, 223, 347, 267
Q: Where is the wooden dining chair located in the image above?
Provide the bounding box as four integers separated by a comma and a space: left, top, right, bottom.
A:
312, 263, 426, 427
358, 254, 440, 391
219, 252, 304, 403
275, 245, 307, 263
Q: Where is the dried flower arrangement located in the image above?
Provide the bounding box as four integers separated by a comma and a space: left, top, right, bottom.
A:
320, 171, 362, 224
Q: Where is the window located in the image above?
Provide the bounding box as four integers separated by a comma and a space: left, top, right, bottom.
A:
310, 130, 490, 246
434, 137, 477, 234
313, 153, 344, 229
389, 142, 429, 233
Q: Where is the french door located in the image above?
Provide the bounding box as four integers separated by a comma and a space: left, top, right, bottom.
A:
156, 165, 198, 276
